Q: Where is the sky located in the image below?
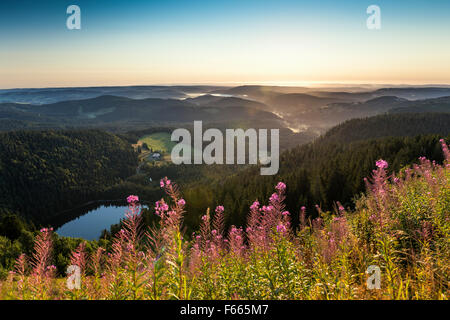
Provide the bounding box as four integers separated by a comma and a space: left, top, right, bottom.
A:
1, 0, 450, 88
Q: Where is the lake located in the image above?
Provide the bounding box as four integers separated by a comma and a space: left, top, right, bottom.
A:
55, 204, 131, 240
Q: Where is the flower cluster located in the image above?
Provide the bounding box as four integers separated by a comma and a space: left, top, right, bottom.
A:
127, 195, 139, 204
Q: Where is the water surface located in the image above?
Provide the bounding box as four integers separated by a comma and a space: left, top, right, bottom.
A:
56, 204, 130, 240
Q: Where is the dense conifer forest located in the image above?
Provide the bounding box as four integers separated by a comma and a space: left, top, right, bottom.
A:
0, 130, 138, 223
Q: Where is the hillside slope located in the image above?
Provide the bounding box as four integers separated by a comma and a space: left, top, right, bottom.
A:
0, 130, 137, 223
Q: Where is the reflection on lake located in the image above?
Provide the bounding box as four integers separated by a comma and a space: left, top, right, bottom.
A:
56, 204, 131, 240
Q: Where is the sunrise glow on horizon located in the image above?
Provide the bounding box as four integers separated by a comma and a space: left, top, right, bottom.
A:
1, 0, 450, 89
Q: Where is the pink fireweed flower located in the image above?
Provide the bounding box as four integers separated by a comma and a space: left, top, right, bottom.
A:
276, 224, 287, 233
281, 211, 290, 216
315, 204, 321, 214
269, 193, 279, 202
299, 206, 307, 229
275, 182, 286, 192
178, 199, 186, 206
261, 205, 274, 213
155, 200, 169, 216
376, 159, 388, 169
440, 138, 450, 160
156, 201, 169, 211
127, 195, 139, 204
250, 201, 260, 210
160, 177, 171, 188
215, 205, 224, 214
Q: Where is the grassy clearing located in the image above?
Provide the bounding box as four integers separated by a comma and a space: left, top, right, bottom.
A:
138, 132, 176, 154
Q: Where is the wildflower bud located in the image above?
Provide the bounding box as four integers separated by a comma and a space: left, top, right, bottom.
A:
127, 195, 139, 204
215, 205, 224, 214
269, 193, 279, 203
275, 182, 286, 192
250, 201, 260, 210
375, 159, 388, 169
160, 177, 171, 188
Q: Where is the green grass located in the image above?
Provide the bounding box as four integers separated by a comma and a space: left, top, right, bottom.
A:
138, 132, 177, 154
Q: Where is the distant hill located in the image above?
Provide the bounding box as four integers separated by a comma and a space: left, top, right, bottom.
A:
0, 85, 227, 105
184, 94, 224, 105
305, 91, 375, 101
185, 95, 268, 109
389, 96, 450, 114
324, 96, 409, 117
372, 87, 450, 100
266, 93, 341, 112
322, 113, 450, 144
0, 95, 282, 127
211, 85, 310, 102
2, 85, 450, 136
202, 96, 268, 110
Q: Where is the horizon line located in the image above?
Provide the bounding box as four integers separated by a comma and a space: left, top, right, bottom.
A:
2, 81, 450, 91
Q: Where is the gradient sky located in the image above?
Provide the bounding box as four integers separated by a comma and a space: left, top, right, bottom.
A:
1, 0, 450, 88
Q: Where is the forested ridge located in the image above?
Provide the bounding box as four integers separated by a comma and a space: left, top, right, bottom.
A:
322, 113, 450, 144
180, 134, 449, 231
0, 130, 138, 223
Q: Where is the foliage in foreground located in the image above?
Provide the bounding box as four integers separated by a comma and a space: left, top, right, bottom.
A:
0, 140, 449, 300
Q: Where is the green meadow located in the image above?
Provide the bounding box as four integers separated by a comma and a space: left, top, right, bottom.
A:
138, 132, 176, 154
